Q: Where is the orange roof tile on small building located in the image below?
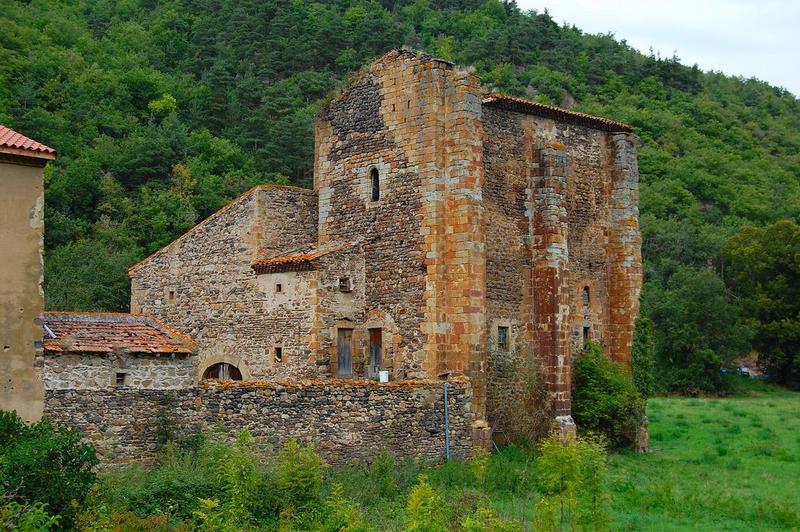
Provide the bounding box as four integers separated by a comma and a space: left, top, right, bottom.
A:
0, 125, 56, 160
482, 94, 633, 133
42, 312, 195, 355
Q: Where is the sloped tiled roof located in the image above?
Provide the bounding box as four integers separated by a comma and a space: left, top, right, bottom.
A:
482, 94, 633, 133
42, 312, 195, 355
251, 249, 330, 274
0, 125, 56, 159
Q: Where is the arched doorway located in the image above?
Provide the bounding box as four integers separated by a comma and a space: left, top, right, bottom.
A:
202, 362, 243, 381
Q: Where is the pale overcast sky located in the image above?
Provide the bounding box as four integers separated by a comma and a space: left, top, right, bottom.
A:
516, 0, 800, 96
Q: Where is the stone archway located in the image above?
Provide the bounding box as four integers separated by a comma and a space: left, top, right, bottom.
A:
202, 362, 243, 381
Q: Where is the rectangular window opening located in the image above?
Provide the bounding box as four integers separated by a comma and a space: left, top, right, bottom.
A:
338, 277, 353, 293
115, 372, 126, 386
274, 346, 283, 363
583, 326, 591, 346
275, 283, 283, 293
337, 328, 353, 376
497, 326, 509, 352
168, 290, 175, 302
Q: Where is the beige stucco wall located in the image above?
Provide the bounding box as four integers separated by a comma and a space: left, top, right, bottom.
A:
0, 157, 45, 421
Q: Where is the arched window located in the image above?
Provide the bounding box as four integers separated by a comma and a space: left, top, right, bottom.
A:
202, 362, 242, 381
370, 168, 380, 201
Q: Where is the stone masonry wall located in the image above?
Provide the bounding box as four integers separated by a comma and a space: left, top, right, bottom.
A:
38, 352, 195, 390
129, 186, 320, 380
44, 378, 476, 465
481, 106, 640, 424
314, 51, 489, 444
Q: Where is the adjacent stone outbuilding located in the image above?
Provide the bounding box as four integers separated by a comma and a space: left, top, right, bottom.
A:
39, 312, 196, 390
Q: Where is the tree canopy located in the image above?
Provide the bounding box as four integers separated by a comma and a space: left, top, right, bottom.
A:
2, 0, 798, 390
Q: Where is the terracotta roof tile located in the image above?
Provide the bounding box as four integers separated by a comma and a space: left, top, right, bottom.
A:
0, 125, 56, 159
42, 312, 195, 355
482, 94, 633, 133
251, 241, 359, 274
251, 249, 330, 274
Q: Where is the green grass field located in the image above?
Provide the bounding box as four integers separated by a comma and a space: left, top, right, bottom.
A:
339, 381, 800, 530
607, 382, 800, 530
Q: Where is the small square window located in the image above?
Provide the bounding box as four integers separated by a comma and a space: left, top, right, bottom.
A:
338, 277, 353, 293
275, 283, 283, 293
274, 346, 283, 363
115, 372, 127, 386
497, 326, 509, 352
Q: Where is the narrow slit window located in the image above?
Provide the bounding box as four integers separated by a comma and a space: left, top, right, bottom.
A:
497, 326, 509, 352
583, 326, 591, 346
168, 290, 175, 302
370, 168, 380, 201
582, 286, 590, 307
369, 328, 382, 377
274, 346, 283, 363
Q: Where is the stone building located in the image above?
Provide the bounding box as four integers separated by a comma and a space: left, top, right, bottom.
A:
0, 125, 55, 422
129, 49, 642, 439
39, 312, 195, 390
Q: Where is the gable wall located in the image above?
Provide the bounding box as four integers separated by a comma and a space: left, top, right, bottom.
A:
130, 187, 320, 380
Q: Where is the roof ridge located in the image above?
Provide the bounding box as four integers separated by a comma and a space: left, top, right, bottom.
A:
0, 125, 56, 159
128, 183, 312, 274
482, 93, 633, 133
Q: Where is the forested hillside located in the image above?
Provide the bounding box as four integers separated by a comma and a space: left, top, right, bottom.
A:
3, 0, 799, 389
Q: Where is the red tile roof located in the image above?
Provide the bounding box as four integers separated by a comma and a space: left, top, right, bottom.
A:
251, 249, 330, 274
0, 125, 56, 159
42, 312, 195, 355
482, 94, 633, 133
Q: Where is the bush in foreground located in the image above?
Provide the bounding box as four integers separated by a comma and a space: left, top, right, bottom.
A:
572, 342, 646, 448
0, 411, 98, 529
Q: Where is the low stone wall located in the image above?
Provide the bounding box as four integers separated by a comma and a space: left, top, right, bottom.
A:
44, 378, 476, 465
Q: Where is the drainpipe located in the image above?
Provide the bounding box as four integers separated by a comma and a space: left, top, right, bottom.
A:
443, 382, 451, 461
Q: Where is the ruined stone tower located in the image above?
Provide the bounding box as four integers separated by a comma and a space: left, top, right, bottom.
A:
129, 49, 642, 442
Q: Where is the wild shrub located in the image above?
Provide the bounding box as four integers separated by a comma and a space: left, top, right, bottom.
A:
486, 346, 552, 445
631, 317, 656, 398
462, 506, 521, 532
367, 449, 398, 499
405, 474, 447, 532
321, 483, 368, 532
0, 411, 97, 529
276, 438, 328, 529
192, 430, 262, 530
0, 500, 60, 531
571, 341, 646, 448
533, 433, 611, 531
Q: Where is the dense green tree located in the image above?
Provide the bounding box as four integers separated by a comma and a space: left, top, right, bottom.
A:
1, 0, 799, 387
724, 221, 800, 388
645, 268, 752, 393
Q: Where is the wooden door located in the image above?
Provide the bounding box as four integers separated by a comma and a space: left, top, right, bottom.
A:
337, 328, 353, 376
